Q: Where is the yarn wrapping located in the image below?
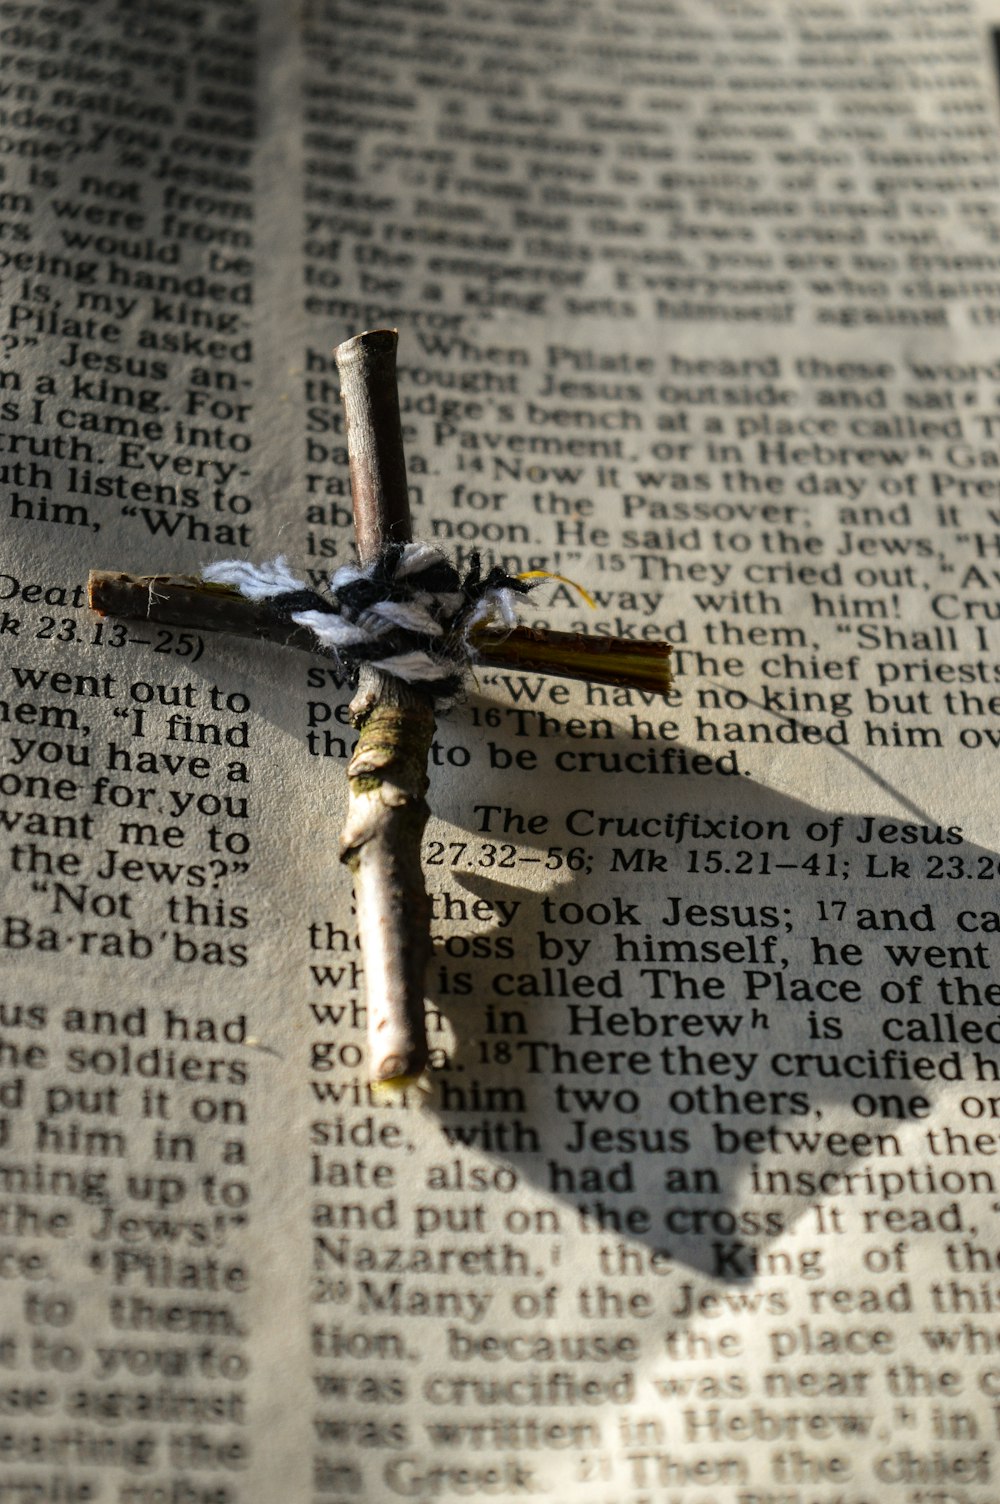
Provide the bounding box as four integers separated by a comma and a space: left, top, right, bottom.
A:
203, 542, 533, 703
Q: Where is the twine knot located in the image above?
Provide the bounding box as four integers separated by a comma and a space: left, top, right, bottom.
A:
203, 543, 533, 703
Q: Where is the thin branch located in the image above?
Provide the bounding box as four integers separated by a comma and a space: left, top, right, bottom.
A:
472, 622, 672, 694
88, 571, 319, 649
335, 330, 433, 1083
88, 572, 674, 695
87, 331, 675, 1083
336, 328, 413, 560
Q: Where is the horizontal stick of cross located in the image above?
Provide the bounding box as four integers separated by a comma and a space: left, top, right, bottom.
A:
88, 329, 673, 1083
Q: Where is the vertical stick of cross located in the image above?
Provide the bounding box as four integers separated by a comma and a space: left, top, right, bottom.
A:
334, 331, 435, 1083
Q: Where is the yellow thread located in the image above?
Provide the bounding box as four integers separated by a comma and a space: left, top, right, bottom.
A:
371, 1073, 423, 1095
518, 570, 596, 609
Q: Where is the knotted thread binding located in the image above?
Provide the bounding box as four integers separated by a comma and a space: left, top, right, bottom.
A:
203, 542, 533, 704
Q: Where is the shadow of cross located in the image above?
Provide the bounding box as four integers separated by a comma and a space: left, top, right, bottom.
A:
417, 728, 999, 1286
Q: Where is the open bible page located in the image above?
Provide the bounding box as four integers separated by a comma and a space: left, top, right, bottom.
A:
1, 1, 1000, 1500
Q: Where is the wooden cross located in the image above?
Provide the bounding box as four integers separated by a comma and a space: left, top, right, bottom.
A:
89, 330, 673, 1083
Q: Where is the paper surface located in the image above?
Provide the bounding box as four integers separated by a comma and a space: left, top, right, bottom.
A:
2, 1, 1000, 1498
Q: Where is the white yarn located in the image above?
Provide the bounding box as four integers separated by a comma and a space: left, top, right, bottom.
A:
203, 543, 528, 697
370, 650, 449, 681
204, 556, 305, 599
393, 541, 446, 577
290, 610, 374, 647
373, 601, 446, 636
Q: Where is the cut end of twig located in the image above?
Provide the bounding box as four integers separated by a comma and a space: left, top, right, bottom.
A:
372, 1054, 430, 1088
88, 568, 146, 616
335, 327, 398, 363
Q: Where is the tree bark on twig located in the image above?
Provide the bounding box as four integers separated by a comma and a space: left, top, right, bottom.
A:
87, 573, 674, 695
334, 330, 433, 1083
87, 329, 675, 1081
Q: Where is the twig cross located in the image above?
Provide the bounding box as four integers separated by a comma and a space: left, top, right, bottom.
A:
89, 330, 673, 1082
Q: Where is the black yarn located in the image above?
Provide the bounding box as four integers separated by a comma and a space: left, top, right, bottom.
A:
269, 549, 532, 704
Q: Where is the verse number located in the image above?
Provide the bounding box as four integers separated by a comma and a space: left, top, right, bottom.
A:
426, 842, 468, 866
576, 1454, 613, 1481
153, 629, 203, 660
927, 854, 998, 879
479, 843, 516, 867
91, 620, 129, 647
423, 842, 519, 868
36, 616, 79, 642
686, 848, 772, 875
478, 1040, 513, 1064
544, 846, 587, 870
